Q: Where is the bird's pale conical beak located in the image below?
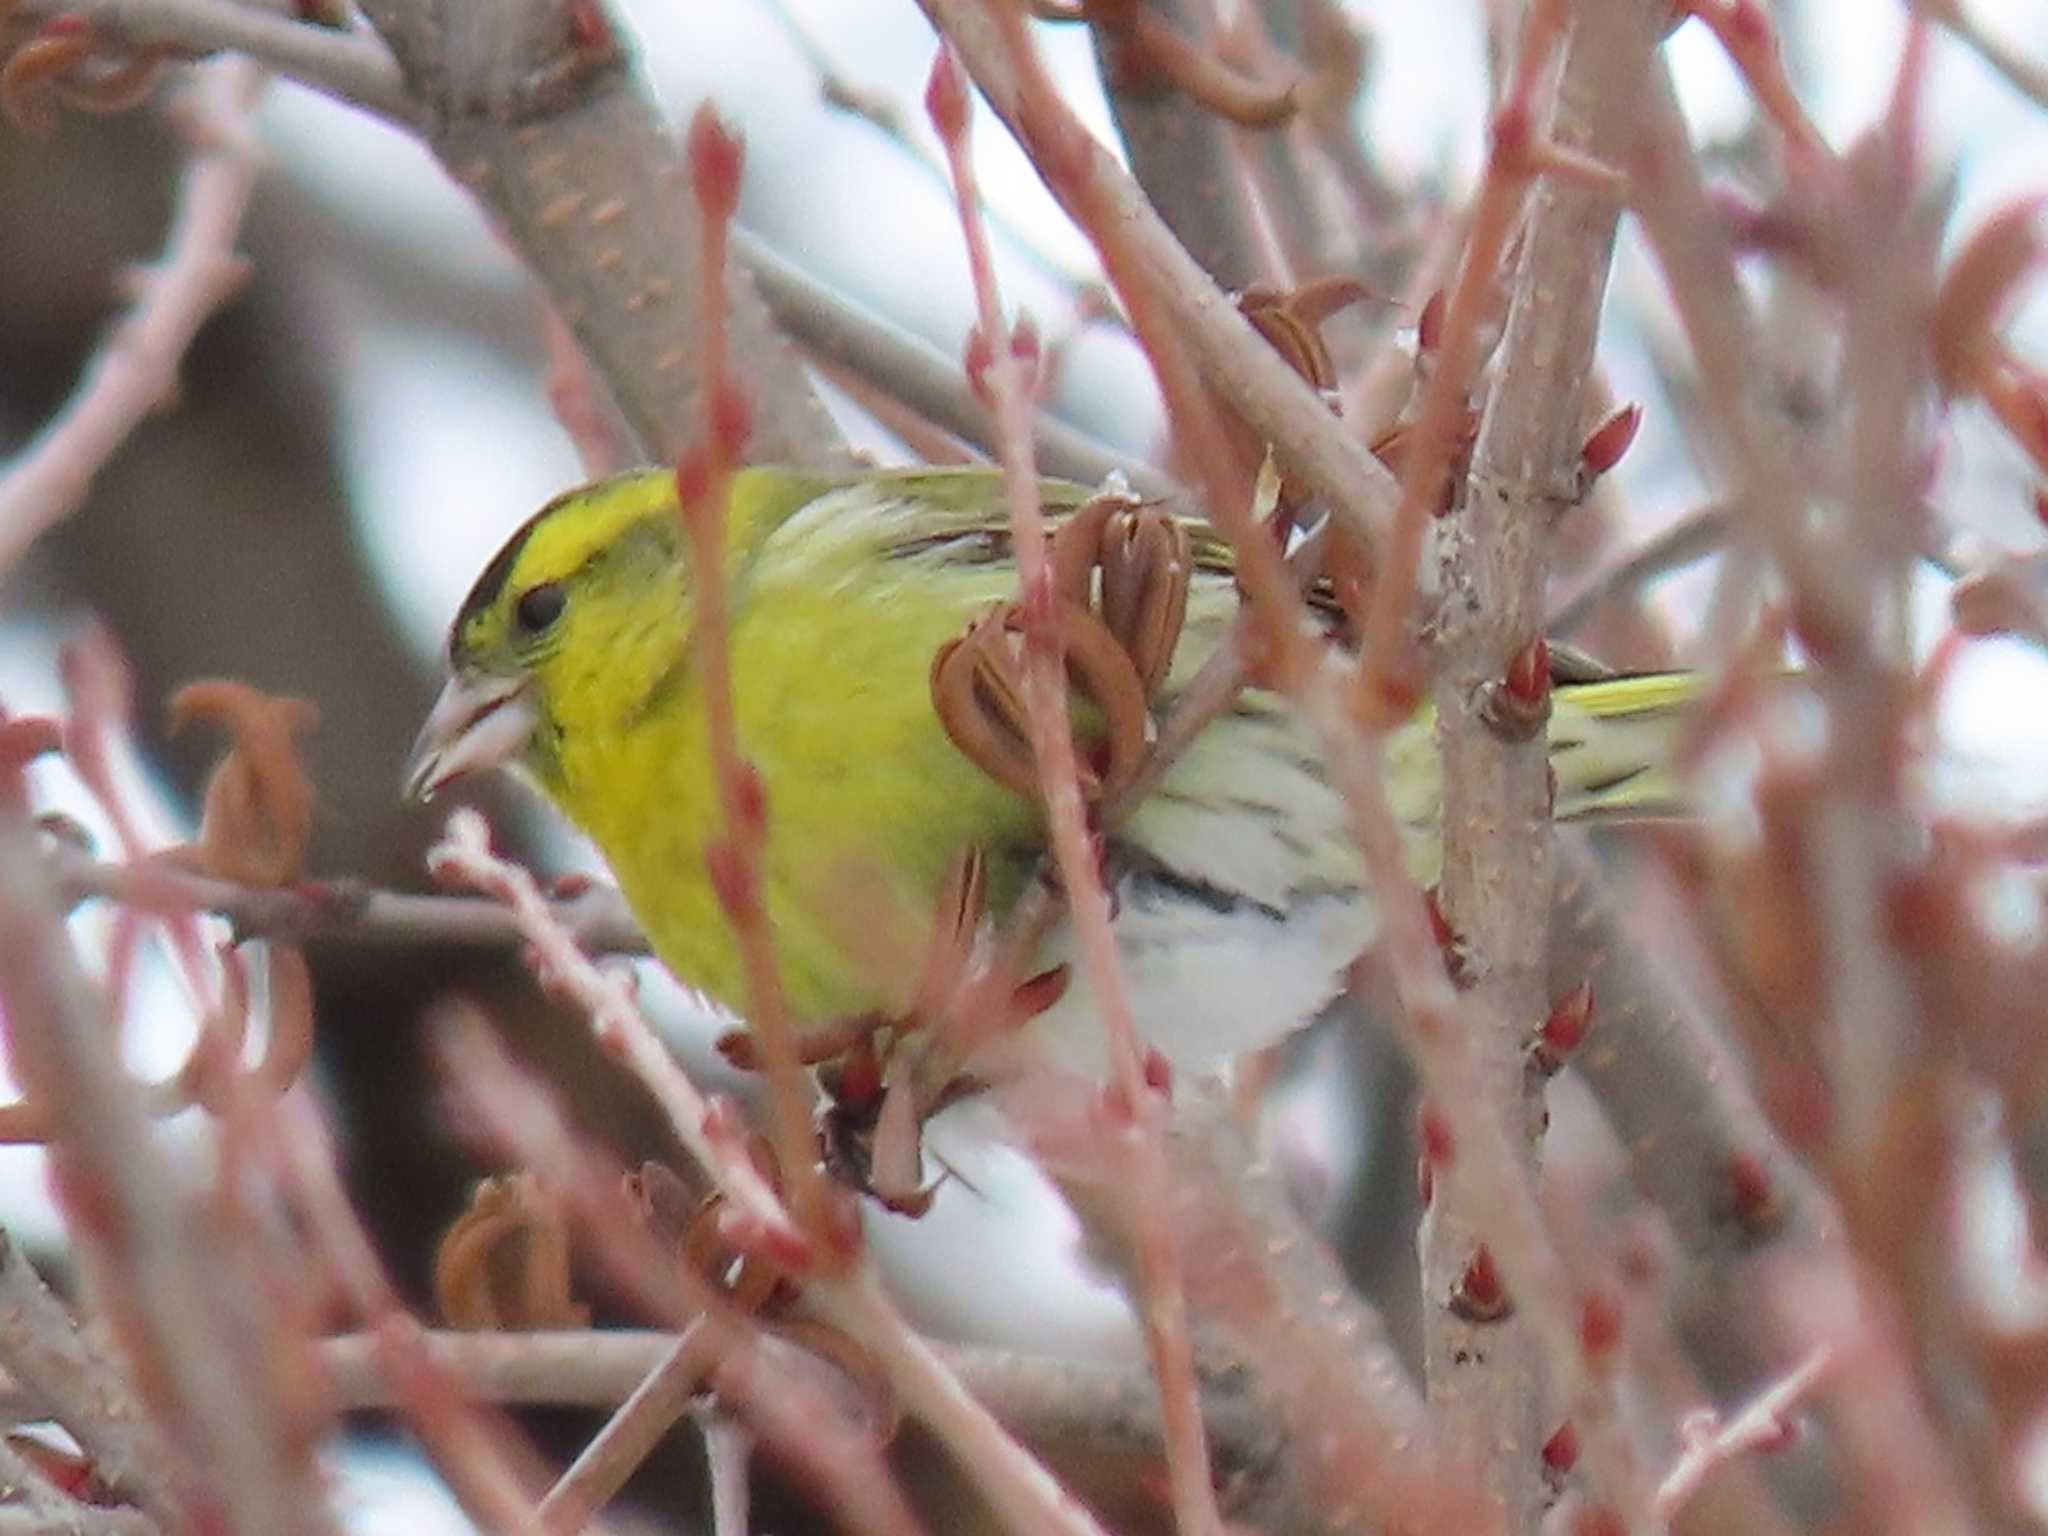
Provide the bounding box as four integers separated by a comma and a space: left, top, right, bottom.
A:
404, 672, 537, 802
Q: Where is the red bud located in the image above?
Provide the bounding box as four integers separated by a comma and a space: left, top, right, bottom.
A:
1424, 885, 1456, 950
1542, 1420, 1580, 1476
674, 447, 712, 520
731, 760, 767, 837
686, 105, 744, 225
565, 0, 608, 50
1504, 636, 1550, 709
1489, 101, 1530, 166
1724, 1149, 1783, 1237
1011, 964, 1070, 1018
1580, 1290, 1621, 1364
1580, 402, 1642, 478
924, 43, 971, 144
704, 839, 757, 923
714, 1029, 758, 1070
1536, 981, 1594, 1069
964, 324, 996, 407
1417, 1099, 1455, 1168
711, 382, 751, 468
1451, 1244, 1509, 1320
834, 1041, 882, 1106
1417, 289, 1445, 352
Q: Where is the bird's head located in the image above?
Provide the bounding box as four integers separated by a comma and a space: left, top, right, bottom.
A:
403, 468, 692, 802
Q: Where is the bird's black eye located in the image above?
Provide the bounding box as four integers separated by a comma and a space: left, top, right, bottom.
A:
514, 581, 566, 635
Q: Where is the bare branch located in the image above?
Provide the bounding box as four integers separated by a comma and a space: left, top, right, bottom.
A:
737, 229, 1171, 494
1911, 0, 2048, 110
1087, 0, 1276, 289
427, 811, 798, 1256
0, 1230, 181, 1529
355, 0, 844, 469
920, 0, 1401, 557
1423, 0, 1657, 1523
0, 57, 262, 579
50, 845, 650, 954
1653, 1346, 1829, 1522
9, 0, 409, 121
536, 1329, 710, 1533
928, 42, 1221, 1533
0, 811, 328, 1534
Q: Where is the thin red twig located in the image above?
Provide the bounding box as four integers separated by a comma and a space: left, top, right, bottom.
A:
676, 104, 833, 1237
926, 40, 1223, 1536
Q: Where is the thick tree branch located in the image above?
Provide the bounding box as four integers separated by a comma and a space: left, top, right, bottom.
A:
0, 1230, 180, 1530
9, 0, 410, 121
1425, 0, 1655, 1526
355, 0, 844, 470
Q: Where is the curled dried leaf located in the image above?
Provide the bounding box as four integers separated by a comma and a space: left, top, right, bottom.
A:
1, 25, 90, 134
1046, 491, 1127, 609
930, 602, 1149, 804
1932, 199, 2046, 394
432, 1173, 590, 1330
1230, 279, 1376, 513
169, 680, 319, 887
667, 1138, 798, 1315
142, 938, 252, 1116
1098, 505, 1191, 699
1241, 287, 1339, 394
56, 48, 165, 114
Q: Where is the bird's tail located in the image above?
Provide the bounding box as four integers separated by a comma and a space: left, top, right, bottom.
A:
1549, 672, 1703, 822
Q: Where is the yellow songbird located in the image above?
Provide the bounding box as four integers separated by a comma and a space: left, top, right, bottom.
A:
406, 465, 1691, 1078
